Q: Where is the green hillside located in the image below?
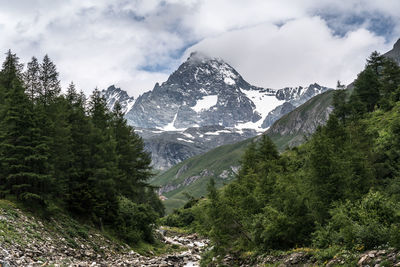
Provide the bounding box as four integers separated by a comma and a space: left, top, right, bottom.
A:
151, 138, 253, 213
266, 90, 335, 148
152, 90, 335, 213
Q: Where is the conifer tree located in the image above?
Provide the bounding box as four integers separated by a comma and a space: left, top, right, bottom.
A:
333, 89, 349, 123
111, 102, 152, 201
39, 55, 61, 106
24, 57, 41, 102
353, 67, 380, 113
366, 51, 385, 76
87, 89, 119, 224
380, 58, 400, 108
65, 87, 94, 215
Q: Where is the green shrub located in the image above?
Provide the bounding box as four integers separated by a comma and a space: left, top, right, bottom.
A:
115, 196, 158, 244
252, 206, 298, 250
313, 191, 400, 250
161, 208, 195, 228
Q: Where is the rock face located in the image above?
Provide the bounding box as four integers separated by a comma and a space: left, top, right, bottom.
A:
138, 126, 257, 170
262, 102, 296, 128
384, 38, 400, 65
101, 85, 135, 113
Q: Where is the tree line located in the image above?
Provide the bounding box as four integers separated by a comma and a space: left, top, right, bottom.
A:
0, 51, 163, 244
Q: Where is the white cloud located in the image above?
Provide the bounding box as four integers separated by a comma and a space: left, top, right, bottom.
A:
188, 16, 390, 88
0, 0, 398, 98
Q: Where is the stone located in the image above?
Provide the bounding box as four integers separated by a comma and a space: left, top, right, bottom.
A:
358, 255, 369, 266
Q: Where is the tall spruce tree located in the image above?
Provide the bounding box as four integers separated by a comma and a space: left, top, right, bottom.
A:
24, 57, 41, 102
88, 89, 118, 224
65, 86, 94, 215
111, 102, 152, 202
39, 55, 61, 106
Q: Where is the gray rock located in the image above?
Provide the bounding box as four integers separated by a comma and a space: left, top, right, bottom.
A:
101, 85, 135, 113
384, 38, 400, 65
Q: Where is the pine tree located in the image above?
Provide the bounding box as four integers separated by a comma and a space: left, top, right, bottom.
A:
333, 89, 349, 123
353, 67, 381, 113
65, 88, 94, 215
87, 89, 119, 224
39, 55, 61, 106
24, 57, 41, 102
66, 82, 78, 104
380, 58, 400, 108
111, 102, 152, 202
366, 51, 385, 76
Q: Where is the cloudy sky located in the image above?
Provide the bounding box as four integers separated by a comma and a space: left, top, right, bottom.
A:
0, 0, 399, 97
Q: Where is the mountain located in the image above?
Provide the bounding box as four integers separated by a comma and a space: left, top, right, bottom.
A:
101, 85, 135, 113
125, 52, 278, 130
102, 53, 331, 169
384, 38, 400, 65
124, 52, 330, 130
152, 90, 335, 213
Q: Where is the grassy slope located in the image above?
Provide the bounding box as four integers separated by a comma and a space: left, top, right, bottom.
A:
153, 138, 253, 213
153, 90, 335, 213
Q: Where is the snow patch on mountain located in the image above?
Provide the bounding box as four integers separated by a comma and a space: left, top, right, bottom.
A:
239, 88, 284, 130
192, 95, 218, 112
162, 113, 186, 131
177, 138, 194, 143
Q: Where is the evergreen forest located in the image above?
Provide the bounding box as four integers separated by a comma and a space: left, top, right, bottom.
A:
0, 51, 163, 244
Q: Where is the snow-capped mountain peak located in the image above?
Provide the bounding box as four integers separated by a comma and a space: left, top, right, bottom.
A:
101, 52, 332, 169
125, 51, 266, 130
104, 52, 331, 132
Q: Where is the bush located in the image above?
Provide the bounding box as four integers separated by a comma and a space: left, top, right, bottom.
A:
115, 196, 158, 244
252, 205, 298, 250
160, 207, 195, 228
313, 191, 400, 250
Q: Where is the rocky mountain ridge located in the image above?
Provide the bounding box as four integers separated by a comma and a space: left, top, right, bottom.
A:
384, 38, 400, 65
101, 85, 135, 114
125, 52, 275, 130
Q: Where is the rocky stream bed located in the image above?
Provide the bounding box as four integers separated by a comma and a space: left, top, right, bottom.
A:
0, 202, 209, 267
0, 227, 209, 267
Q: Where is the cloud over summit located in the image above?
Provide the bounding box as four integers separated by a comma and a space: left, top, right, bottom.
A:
0, 0, 398, 97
